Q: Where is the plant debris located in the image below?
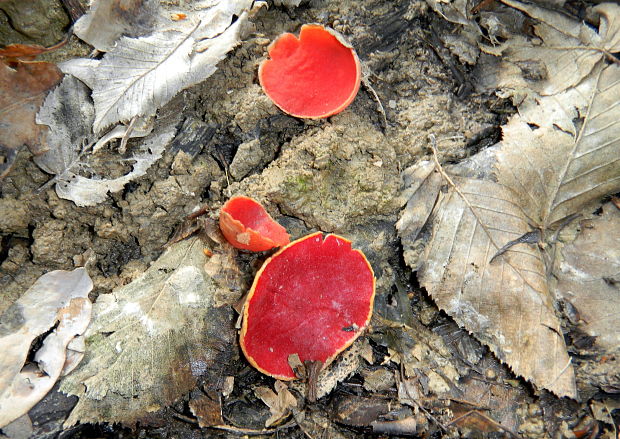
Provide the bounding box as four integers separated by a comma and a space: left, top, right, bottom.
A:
398, 1, 620, 396
59, 237, 237, 426
0, 268, 93, 427
0, 60, 62, 178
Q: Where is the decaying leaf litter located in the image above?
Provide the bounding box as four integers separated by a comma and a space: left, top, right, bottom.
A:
0, 0, 619, 438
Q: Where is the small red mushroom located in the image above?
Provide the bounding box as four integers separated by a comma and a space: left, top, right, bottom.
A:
258, 24, 362, 119
219, 196, 290, 252
240, 232, 375, 387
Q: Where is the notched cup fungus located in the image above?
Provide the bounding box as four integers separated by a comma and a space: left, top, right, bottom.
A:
258, 24, 361, 119
240, 232, 375, 400
219, 196, 290, 252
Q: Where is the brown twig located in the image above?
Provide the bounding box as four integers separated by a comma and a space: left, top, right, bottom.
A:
361, 75, 388, 132
449, 398, 492, 411
399, 364, 449, 433
171, 411, 199, 425
211, 420, 297, 435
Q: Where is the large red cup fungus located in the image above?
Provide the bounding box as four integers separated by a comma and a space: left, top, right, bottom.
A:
240, 232, 375, 384
219, 196, 290, 252
258, 24, 362, 119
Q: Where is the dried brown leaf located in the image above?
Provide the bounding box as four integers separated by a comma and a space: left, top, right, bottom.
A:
189, 394, 223, 428
451, 357, 528, 434
0, 61, 62, 178
255, 381, 298, 427
0, 44, 50, 61
333, 395, 392, 428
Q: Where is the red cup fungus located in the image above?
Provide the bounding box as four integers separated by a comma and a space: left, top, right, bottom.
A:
219, 196, 290, 252
240, 232, 375, 385
258, 24, 362, 119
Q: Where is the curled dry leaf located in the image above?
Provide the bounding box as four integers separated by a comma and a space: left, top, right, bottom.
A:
0, 268, 93, 428
60, 237, 238, 426
0, 60, 63, 178
34, 75, 180, 207
254, 381, 298, 427
0, 44, 56, 62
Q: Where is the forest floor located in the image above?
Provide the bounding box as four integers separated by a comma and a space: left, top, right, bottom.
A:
1, 0, 619, 438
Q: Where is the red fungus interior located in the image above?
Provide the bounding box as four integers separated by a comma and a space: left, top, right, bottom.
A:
259, 24, 361, 118
241, 233, 375, 379
223, 196, 289, 246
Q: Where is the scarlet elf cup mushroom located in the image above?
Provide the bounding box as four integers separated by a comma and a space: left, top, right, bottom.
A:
258, 24, 362, 118
219, 196, 290, 252
240, 233, 375, 394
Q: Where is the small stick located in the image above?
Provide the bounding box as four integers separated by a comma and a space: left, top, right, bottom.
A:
171, 411, 199, 425
362, 75, 388, 132
399, 364, 449, 433
212, 420, 296, 435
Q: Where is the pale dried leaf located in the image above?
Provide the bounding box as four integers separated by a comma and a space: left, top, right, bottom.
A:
419, 176, 572, 394
396, 160, 442, 270
1, 415, 33, 439
60, 237, 237, 426
34, 76, 95, 176
51, 114, 177, 207
554, 203, 620, 351
255, 381, 298, 427
34, 76, 180, 207
0, 268, 93, 427
61, 0, 253, 132
74, 0, 159, 52
496, 63, 620, 226
400, 59, 620, 397
479, 0, 620, 96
